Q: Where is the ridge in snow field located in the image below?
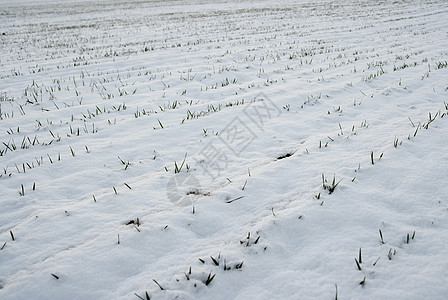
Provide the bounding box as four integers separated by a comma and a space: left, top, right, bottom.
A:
1, 0, 448, 299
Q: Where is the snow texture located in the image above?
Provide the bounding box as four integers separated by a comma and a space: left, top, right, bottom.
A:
1, 0, 448, 299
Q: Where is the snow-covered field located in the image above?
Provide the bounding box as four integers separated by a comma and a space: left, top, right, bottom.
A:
1, 0, 448, 298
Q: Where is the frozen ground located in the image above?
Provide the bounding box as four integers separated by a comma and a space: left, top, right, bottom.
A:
1, 0, 448, 298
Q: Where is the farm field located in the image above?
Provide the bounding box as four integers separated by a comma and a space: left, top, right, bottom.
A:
1, 0, 448, 298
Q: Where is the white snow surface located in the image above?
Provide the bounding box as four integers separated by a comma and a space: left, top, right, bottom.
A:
1, 0, 448, 298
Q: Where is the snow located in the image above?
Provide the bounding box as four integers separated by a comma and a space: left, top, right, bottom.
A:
1, 0, 448, 298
